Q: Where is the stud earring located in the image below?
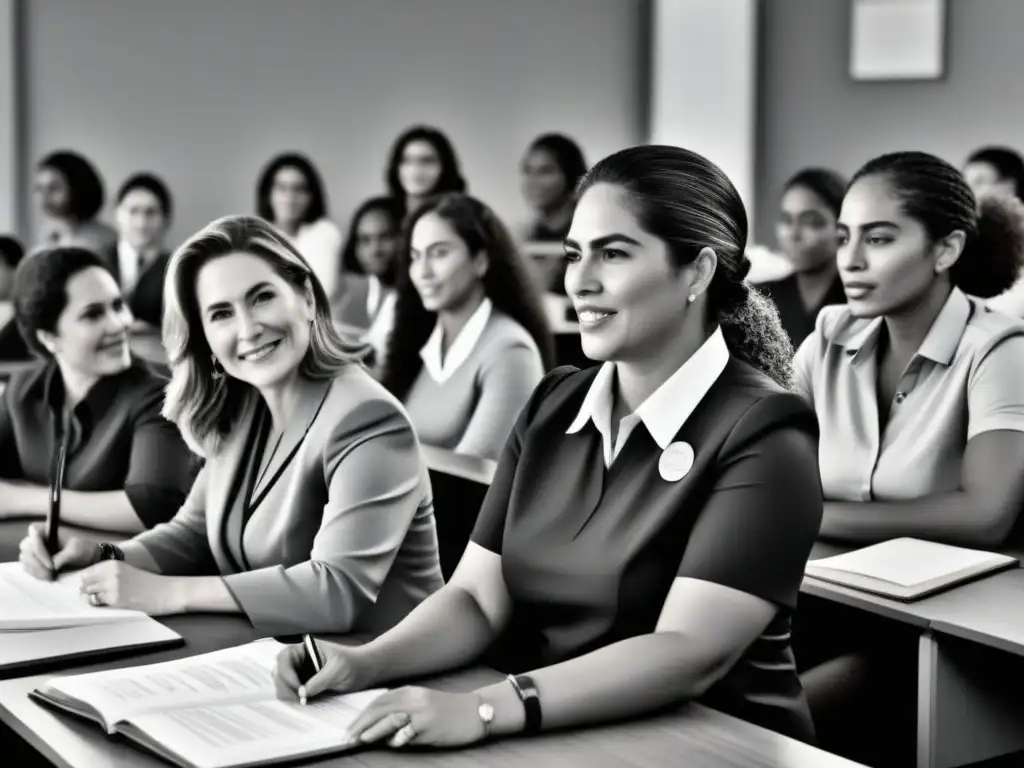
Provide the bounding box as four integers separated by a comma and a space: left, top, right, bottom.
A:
210, 354, 223, 381
687, 293, 696, 304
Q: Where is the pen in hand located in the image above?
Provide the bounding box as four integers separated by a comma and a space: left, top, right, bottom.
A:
297, 634, 324, 705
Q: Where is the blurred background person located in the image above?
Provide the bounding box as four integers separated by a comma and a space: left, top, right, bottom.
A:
385, 126, 467, 217
34, 150, 118, 254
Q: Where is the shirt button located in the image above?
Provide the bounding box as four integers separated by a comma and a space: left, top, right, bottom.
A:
894, 392, 906, 404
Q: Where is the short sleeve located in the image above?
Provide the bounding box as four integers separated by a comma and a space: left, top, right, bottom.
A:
676, 396, 823, 610
967, 333, 1024, 439
790, 316, 826, 406
470, 366, 577, 554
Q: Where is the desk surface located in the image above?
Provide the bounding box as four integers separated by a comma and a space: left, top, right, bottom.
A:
0, 614, 866, 768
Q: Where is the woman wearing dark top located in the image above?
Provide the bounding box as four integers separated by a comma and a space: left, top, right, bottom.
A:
333, 196, 404, 364
0, 247, 193, 548
104, 173, 174, 329
274, 146, 824, 748
518, 133, 588, 295
761, 168, 848, 347
385, 126, 467, 217
34, 151, 118, 253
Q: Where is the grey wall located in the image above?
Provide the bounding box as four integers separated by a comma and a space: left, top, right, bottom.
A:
756, 0, 1024, 243
22, 0, 645, 248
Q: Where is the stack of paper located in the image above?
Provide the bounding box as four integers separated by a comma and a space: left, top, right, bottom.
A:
0, 562, 181, 674
805, 538, 1018, 601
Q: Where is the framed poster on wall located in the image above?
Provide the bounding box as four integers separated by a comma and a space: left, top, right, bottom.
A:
850, 0, 947, 81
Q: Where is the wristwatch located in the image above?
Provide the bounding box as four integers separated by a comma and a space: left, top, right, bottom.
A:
476, 695, 495, 739
97, 542, 125, 562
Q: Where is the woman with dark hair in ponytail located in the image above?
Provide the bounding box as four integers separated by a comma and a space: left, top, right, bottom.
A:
792, 151, 1024, 766
274, 146, 824, 749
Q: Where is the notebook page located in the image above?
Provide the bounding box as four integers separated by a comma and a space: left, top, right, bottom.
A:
0, 562, 144, 630
44, 640, 284, 731
126, 690, 388, 768
807, 538, 1007, 588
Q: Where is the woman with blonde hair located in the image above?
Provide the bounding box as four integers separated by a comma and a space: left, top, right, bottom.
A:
20, 215, 443, 636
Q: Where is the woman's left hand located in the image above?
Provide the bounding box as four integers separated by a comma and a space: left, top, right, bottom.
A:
344, 687, 488, 749
76, 561, 182, 615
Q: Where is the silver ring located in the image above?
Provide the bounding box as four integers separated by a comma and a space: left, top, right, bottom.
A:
89, 593, 103, 607
393, 723, 416, 745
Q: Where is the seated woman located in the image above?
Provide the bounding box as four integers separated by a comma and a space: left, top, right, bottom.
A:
517, 133, 589, 296
791, 151, 1024, 765
385, 126, 467, 217
274, 146, 824, 749
256, 152, 343, 297
333, 196, 404, 361
19, 216, 444, 636
380, 194, 553, 460
0, 248, 194, 560
105, 173, 175, 329
34, 150, 118, 254
760, 168, 848, 347
963, 146, 1024, 318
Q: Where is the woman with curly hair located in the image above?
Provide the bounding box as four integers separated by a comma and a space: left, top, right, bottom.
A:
380, 193, 552, 460
793, 150, 1024, 766
275, 146, 823, 751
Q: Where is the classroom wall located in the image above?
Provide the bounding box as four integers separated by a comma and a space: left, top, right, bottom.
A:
0, 0, 16, 235
22, 0, 646, 249
756, 0, 1024, 244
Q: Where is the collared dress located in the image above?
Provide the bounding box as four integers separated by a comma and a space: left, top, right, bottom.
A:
470, 328, 823, 743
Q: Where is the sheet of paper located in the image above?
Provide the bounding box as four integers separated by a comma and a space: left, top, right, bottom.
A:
47, 640, 284, 728
128, 690, 387, 768
807, 538, 1007, 587
0, 562, 144, 630
0, 618, 179, 671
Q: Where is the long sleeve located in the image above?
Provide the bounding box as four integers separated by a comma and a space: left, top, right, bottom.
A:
123, 384, 197, 528
119, 465, 217, 575
455, 343, 545, 460
221, 396, 429, 635
0, 389, 23, 480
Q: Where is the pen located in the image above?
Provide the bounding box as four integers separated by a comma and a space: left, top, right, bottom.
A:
298, 634, 324, 704
46, 434, 67, 561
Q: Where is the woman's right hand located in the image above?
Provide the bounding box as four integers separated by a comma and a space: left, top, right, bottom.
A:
273, 641, 373, 703
18, 523, 99, 580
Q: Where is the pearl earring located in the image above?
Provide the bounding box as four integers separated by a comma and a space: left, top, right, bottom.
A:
687, 293, 696, 304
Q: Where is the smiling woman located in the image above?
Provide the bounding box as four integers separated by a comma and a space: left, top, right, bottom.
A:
0, 247, 194, 554
17, 216, 444, 637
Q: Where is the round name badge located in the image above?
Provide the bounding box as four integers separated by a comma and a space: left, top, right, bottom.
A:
659, 442, 695, 482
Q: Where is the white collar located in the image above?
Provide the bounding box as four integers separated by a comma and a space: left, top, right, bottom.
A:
566, 326, 730, 464
419, 297, 493, 383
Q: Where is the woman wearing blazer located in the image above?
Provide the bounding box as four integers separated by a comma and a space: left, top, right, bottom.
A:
274, 147, 824, 748
20, 215, 444, 636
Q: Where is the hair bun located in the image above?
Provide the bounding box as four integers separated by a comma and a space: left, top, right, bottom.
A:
953, 193, 1024, 298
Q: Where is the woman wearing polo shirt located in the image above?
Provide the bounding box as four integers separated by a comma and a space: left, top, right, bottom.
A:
274, 146, 825, 749
380, 193, 553, 460
792, 151, 1024, 765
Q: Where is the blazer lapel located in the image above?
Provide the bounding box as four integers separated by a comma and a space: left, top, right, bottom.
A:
206, 393, 260, 573
249, 376, 333, 509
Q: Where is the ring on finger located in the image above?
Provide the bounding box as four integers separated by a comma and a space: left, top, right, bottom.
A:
89, 593, 104, 607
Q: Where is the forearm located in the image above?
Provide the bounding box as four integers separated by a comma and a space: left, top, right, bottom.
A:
2, 482, 145, 533
357, 586, 498, 686
821, 493, 1011, 548
480, 631, 712, 738
174, 576, 243, 615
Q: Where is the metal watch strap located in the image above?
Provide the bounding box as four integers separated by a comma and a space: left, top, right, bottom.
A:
98, 542, 124, 561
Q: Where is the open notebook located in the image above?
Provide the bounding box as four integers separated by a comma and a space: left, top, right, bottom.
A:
30, 640, 388, 768
805, 538, 1018, 601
